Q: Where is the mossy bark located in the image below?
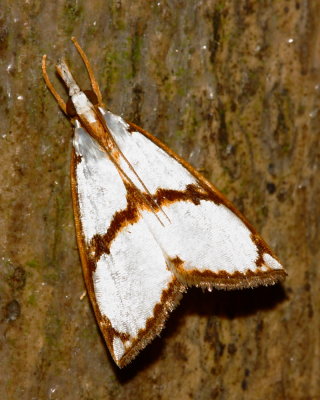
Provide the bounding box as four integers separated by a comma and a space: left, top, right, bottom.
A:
1, 1, 319, 399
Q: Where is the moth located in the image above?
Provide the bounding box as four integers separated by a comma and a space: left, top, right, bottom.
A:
42, 38, 286, 368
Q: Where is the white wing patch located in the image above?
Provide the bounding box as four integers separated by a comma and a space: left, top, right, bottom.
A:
73, 126, 127, 242
143, 200, 258, 273
142, 200, 281, 286
94, 219, 173, 336
113, 337, 126, 360
103, 110, 197, 193
263, 253, 282, 270
93, 218, 176, 362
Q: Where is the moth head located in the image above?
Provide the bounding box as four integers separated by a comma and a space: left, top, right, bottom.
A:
65, 90, 99, 119
42, 38, 104, 127
42, 38, 109, 147
55, 60, 96, 121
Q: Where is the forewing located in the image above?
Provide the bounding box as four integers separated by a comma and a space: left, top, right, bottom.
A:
103, 110, 286, 289
71, 126, 184, 367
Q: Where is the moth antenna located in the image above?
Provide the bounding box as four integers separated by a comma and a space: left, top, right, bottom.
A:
42, 55, 67, 115
106, 149, 168, 227
96, 107, 171, 223
71, 37, 103, 107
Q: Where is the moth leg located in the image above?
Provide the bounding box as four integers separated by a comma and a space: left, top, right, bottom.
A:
71, 37, 103, 107
42, 55, 67, 115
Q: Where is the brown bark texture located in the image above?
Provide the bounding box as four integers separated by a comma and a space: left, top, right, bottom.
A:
0, 1, 319, 399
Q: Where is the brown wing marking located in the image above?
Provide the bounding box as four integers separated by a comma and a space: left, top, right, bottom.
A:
168, 253, 286, 291
89, 182, 145, 262
87, 183, 222, 266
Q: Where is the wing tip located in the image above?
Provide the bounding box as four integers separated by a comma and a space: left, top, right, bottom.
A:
110, 279, 186, 368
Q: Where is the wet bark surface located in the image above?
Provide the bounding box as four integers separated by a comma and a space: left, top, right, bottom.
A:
1, 1, 319, 399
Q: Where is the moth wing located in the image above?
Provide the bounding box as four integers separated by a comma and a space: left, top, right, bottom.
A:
103, 110, 286, 290
71, 126, 185, 367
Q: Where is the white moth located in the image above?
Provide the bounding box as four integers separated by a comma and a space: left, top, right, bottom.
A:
42, 38, 286, 368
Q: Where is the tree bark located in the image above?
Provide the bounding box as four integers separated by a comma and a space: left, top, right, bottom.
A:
1, 1, 319, 399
